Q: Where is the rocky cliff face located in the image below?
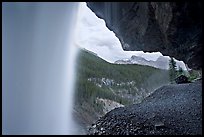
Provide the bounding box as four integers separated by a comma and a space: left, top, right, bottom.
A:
87, 2, 202, 69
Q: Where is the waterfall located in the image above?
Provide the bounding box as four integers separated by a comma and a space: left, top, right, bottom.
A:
3, 2, 80, 134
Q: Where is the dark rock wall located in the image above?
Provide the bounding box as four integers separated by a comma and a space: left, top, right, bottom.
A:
87, 2, 202, 69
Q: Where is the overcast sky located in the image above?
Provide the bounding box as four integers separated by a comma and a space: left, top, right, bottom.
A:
75, 2, 163, 63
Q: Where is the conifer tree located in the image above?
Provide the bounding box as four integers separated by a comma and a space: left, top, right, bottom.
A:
169, 57, 177, 83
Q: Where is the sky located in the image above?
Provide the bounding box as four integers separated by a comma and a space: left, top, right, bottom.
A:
75, 2, 163, 63
75, 2, 187, 71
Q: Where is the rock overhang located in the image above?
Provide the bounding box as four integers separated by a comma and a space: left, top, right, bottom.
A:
87, 2, 202, 70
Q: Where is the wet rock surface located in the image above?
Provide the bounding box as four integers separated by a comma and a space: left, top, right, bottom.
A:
87, 2, 202, 69
88, 80, 202, 135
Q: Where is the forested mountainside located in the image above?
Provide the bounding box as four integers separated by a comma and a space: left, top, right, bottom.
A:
73, 49, 170, 132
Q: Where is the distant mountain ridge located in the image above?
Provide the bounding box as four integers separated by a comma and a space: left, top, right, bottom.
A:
115, 55, 187, 70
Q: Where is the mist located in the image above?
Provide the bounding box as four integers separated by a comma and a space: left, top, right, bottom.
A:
2, 2, 80, 134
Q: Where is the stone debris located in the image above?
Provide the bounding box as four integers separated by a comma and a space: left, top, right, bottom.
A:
88, 80, 202, 135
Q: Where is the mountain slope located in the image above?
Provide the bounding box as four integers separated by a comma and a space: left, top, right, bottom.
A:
73, 48, 170, 132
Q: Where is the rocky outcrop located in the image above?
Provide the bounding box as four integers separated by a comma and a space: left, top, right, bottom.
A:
175, 75, 191, 84
88, 80, 202, 135
87, 77, 155, 104
96, 98, 124, 114
87, 2, 202, 69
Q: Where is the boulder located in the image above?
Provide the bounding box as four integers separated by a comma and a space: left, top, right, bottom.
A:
175, 75, 190, 84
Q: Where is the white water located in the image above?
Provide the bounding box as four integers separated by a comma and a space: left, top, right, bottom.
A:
3, 2, 79, 134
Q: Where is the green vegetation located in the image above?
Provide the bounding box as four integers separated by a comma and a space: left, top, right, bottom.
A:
178, 66, 184, 76
74, 49, 170, 118
75, 50, 168, 117
168, 57, 201, 83
188, 69, 202, 82
169, 57, 177, 83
